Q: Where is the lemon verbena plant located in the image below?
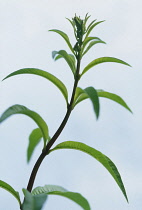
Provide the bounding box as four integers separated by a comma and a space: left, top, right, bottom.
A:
0, 14, 132, 210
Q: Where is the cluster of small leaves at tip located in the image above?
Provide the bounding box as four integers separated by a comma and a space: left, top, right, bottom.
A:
68, 14, 90, 57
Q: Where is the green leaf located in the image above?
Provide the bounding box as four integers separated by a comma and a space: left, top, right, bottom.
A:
27, 128, 45, 163
74, 88, 132, 113
22, 189, 47, 210
97, 90, 132, 113
0, 180, 21, 206
73, 87, 88, 107
73, 87, 100, 119
66, 18, 77, 37
82, 36, 102, 49
84, 87, 100, 119
86, 19, 97, 32
49, 29, 74, 54
81, 57, 131, 76
2, 68, 68, 105
32, 185, 90, 210
0, 104, 49, 148
52, 50, 76, 74
50, 141, 128, 202
73, 87, 85, 106
85, 20, 105, 39
53, 54, 63, 61
82, 39, 106, 57
84, 13, 91, 26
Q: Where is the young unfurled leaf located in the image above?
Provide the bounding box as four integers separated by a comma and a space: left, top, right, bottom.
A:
84, 87, 100, 119
32, 185, 90, 210
86, 19, 97, 33
0, 104, 49, 148
49, 29, 74, 54
0, 180, 21, 206
52, 50, 76, 75
84, 13, 91, 28
97, 90, 132, 113
66, 18, 77, 39
81, 57, 131, 76
2, 68, 68, 105
50, 141, 128, 202
22, 189, 47, 210
27, 128, 48, 163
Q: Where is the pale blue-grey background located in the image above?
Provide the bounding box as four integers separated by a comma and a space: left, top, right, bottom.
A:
0, 0, 141, 209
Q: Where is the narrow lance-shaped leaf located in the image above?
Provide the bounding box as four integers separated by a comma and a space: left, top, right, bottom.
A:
85, 20, 105, 39
49, 29, 74, 54
81, 57, 131, 76
86, 19, 97, 33
84, 87, 100, 119
73, 87, 132, 113
2, 68, 68, 105
0, 104, 49, 148
82, 39, 106, 57
84, 13, 91, 27
22, 189, 47, 210
32, 185, 90, 210
0, 180, 21, 206
27, 128, 46, 163
82, 36, 103, 51
97, 90, 132, 113
52, 50, 76, 75
53, 53, 76, 66
50, 141, 128, 202
66, 18, 77, 40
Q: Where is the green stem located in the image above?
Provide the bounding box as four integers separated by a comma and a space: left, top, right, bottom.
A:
26, 57, 81, 192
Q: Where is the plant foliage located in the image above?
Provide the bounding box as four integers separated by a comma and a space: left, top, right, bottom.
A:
0, 14, 131, 209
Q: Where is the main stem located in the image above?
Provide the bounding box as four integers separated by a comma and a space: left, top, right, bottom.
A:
26, 56, 81, 192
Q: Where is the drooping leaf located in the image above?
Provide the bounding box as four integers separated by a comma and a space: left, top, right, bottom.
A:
73, 88, 132, 113
0, 180, 21, 206
22, 189, 47, 210
2, 68, 68, 105
84, 87, 100, 119
52, 50, 76, 74
32, 185, 90, 210
81, 57, 131, 76
82, 39, 106, 57
0, 104, 49, 148
97, 90, 132, 113
85, 20, 105, 39
49, 29, 74, 54
27, 128, 46, 163
73, 87, 100, 118
50, 141, 128, 202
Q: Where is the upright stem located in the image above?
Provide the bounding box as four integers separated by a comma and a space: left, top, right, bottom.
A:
26, 57, 81, 192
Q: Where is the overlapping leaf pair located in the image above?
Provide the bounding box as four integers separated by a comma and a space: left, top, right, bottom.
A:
0, 14, 131, 209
